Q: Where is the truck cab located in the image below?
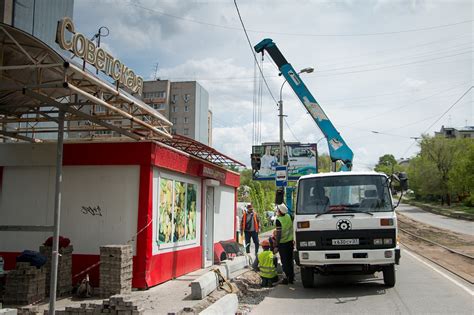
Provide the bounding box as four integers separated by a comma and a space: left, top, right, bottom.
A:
294, 171, 400, 288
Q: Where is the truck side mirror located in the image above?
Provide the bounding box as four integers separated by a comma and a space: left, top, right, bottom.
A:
398, 172, 408, 191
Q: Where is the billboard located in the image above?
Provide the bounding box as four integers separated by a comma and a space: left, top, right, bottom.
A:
252, 143, 318, 180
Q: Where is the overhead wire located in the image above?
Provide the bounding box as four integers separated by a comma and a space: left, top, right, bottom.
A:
400, 86, 474, 157
233, 0, 278, 105
126, 1, 472, 37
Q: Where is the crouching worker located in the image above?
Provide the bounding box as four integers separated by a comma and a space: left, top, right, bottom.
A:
252, 239, 278, 287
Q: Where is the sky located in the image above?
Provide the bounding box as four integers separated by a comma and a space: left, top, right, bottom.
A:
73, 0, 473, 170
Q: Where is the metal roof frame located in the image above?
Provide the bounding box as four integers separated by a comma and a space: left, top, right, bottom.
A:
161, 134, 244, 167
0, 22, 172, 143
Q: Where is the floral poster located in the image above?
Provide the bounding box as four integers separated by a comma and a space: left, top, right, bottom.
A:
158, 178, 173, 244
174, 181, 186, 242
186, 183, 197, 240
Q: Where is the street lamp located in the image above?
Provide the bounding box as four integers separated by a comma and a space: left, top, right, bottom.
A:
278, 67, 314, 165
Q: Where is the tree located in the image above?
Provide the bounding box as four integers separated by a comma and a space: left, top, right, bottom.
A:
374, 154, 399, 175
318, 153, 331, 172
419, 136, 462, 205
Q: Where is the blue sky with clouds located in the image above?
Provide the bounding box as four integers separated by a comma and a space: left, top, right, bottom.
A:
73, 0, 473, 169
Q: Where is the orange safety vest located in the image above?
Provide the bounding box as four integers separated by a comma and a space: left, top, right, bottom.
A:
241, 211, 259, 232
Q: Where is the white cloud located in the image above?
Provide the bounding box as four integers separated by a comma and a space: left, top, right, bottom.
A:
72, 0, 473, 170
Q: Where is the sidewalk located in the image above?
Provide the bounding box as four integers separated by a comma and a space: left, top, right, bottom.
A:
19, 231, 276, 314
25, 267, 213, 314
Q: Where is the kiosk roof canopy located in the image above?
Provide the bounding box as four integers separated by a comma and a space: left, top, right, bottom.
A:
0, 22, 172, 143
0, 23, 244, 168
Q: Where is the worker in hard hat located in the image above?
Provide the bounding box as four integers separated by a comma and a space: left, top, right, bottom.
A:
252, 239, 279, 287
274, 203, 295, 284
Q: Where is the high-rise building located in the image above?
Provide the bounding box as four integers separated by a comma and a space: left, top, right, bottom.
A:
0, 0, 74, 50
143, 80, 212, 146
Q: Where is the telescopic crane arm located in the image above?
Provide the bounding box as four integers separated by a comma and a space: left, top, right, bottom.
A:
254, 38, 353, 171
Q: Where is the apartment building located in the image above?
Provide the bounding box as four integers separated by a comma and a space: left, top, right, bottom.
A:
435, 125, 474, 139
143, 80, 212, 146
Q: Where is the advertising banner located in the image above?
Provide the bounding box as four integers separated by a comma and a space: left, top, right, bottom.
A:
252, 143, 318, 180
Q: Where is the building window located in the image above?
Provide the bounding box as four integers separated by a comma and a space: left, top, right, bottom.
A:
171, 94, 177, 104
95, 105, 106, 113
183, 128, 189, 135
184, 117, 189, 124
144, 91, 166, 99
172, 117, 177, 124
172, 106, 177, 113
183, 94, 190, 103
171, 128, 176, 135
151, 103, 165, 110
184, 105, 189, 112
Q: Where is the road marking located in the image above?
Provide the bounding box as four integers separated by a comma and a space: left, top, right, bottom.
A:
404, 248, 473, 296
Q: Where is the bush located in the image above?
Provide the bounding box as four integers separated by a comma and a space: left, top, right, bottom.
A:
463, 195, 474, 207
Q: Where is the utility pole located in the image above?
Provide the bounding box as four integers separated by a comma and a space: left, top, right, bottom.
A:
278, 99, 284, 165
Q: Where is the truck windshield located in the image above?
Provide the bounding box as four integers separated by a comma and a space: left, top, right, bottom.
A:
297, 175, 392, 214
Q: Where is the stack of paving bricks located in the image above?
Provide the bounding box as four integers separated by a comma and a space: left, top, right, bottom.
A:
39, 245, 73, 296
100, 245, 132, 297
3, 262, 46, 305
53, 296, 143, 315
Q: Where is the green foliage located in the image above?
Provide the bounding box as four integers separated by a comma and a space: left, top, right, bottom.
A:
374, 154, 403, 175
238, 168, 276, 226
406, 136, 474, 206
318, 153, 331, 172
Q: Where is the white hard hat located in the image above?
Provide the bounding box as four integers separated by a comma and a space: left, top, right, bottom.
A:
276, 203, 288, 214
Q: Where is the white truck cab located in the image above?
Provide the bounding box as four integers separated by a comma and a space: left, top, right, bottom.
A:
294, 171, 400, 288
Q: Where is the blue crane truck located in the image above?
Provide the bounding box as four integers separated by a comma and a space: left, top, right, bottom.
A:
254, 38, 405, 288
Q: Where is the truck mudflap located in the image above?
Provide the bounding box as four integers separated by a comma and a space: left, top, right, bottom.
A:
395, 247, 401, 265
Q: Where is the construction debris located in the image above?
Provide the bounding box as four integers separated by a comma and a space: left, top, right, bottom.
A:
100, 245, 133, 297
3, 263, 46, 306
39, 245, 73, 296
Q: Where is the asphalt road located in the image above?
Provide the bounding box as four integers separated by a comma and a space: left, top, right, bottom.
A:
396, 203, 474, 236
251, 248, 474, 314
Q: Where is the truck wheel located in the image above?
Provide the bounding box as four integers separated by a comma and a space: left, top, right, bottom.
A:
383, 264, 396, 287
300, 267, 314, 288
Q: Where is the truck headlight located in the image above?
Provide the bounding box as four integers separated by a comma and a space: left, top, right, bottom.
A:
308, 241, 316, 247
383, 238, 393, 245
373, 238, 383, 245
300, 241, 308, 247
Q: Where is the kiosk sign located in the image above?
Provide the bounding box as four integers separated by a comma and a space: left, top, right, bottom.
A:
56, 17, 144, 95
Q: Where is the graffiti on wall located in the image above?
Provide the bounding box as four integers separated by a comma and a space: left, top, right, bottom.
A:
81, 205, 103, 216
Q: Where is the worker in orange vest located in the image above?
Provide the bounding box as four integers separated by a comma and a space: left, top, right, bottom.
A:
241, 204, 260, 256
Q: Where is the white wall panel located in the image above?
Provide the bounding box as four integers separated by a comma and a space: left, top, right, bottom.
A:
213, 186, 235, 242
0, 165, 139, 255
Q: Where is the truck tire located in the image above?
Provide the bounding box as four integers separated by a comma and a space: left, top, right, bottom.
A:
301, 267, 314, 288
383, 264, 396, 287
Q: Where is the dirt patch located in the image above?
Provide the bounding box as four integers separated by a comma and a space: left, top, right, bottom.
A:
398, 213, 474, 283
233, 270, 276, 314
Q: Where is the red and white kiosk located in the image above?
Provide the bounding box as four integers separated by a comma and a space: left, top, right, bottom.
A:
0, 20, 243, 296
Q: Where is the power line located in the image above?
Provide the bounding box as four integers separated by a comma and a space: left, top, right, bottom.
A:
126, 1, 472, 37
283, 117, 300, 142
233, 0, 277, 105
401, 86, 474, 157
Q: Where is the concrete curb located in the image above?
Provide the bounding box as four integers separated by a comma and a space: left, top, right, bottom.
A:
199, 293, 238, 315
190, 256, 249, 300
191, 271, 219, 300
402, 201, 474, 221
222, 256, 248, 279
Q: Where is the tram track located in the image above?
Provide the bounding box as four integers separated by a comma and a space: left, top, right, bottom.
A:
397, 214, 474, 284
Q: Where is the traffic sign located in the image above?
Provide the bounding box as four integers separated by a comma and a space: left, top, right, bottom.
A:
275, 166, 288, 187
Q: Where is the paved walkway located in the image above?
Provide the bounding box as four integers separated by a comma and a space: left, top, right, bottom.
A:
397, 203, 474, 236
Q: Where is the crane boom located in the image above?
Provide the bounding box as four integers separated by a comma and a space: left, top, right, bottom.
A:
254, 38, 353, 171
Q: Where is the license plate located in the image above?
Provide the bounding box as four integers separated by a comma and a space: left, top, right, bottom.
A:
332, 238, 359, 245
